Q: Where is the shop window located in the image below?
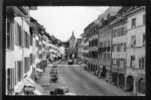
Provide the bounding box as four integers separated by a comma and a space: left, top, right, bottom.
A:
138, 79, 145, 94
131, 18, 136, 29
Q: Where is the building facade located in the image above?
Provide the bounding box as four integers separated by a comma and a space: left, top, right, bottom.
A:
77, 35, 89, 64
6, 6, 33, 95
83, 22, 100, 76
98, 24, 113, 82
67, 32, 77, 59
110, 7, 128, 89
125, 6, 145, 96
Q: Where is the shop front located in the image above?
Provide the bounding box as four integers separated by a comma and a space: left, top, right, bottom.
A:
136, 73, 145, 96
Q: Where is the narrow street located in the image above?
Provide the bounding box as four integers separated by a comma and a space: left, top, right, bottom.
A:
5, 6, 145, 96
37, 60, 133, 96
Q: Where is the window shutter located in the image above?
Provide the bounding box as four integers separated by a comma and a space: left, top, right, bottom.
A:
10, 23, 14, 50
15, 23, 18, 45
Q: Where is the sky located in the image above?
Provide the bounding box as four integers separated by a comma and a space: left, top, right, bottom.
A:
30, 6, 108, 42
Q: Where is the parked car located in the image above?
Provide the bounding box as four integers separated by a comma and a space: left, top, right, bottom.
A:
68, 59, 74, 65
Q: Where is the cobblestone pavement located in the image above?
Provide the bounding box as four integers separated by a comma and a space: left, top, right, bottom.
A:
36, 60, 66, 95
57, 61, 134, 96
36, 60, 133, 96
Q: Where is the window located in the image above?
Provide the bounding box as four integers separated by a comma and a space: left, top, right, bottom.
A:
138, 79, 145, 94
120, 43, 123, 52
131, 18, 136, 28
121, 27, 126, 36
30, 35, 33, 45
16, 23, 22, 47
143, 33, 145, 45
139, 58, 141, 69
7, 69, 11, 92
124, 43, 126, 51
6, 20, 11, 49
30, 54, 33, 65
27, 34, 30, 48
24, 32, 29, 48
113, 44, 116, 52
117, 44, 120, 52
143, 14, 145, 25
112, 59, 116, 65
6, 20, 14, 50
17, 61, 22, 82
139, 57, 145, 69
130, 56, 135, 68
131, 35, 136, 47
24, 57, 30, 73
18, 25, 22, 47
114, 30, 117, 37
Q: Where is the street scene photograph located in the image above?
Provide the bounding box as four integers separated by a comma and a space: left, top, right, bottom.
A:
5, 6, 145, 96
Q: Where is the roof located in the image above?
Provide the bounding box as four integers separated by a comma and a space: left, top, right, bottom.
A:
97, 6, 122, 26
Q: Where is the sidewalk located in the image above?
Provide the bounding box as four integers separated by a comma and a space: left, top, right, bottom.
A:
81, 66, 134, 96
37, 60, 65, 95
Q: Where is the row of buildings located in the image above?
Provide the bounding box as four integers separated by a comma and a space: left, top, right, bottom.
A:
78, 6, 145, 96
5, 6, 64, 95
